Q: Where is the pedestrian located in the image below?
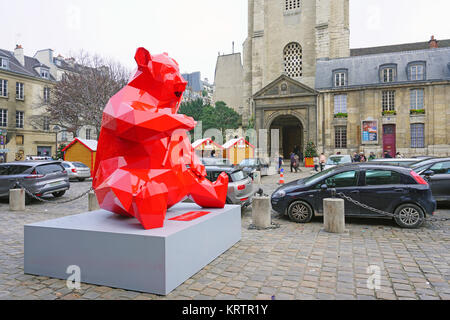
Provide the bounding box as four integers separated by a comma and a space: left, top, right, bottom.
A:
319, 153, 326, 172
293, 153, 300, 173
313, 155, 319, 172
210, 150, 216, 158
278, 155, 283, 173
353, 152, 361, 162
395, 152, 404, 158
384, 151, 393, 158
368, 152, 376, 161
359, 152, 366, 162
290, 152, 296, 172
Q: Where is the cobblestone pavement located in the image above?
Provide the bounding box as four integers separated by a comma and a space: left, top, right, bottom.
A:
0, 167, 449, 300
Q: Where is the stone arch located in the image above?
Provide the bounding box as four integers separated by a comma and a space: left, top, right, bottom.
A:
265, 110, 307, 159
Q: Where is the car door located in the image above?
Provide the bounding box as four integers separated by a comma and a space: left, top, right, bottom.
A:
314, 170, 361, 215
426, 161, 450, 201
358, 169, 405, 216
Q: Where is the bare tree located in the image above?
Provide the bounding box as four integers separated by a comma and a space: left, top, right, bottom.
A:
32, 51, 130, 137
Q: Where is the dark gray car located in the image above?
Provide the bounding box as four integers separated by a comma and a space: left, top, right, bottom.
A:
411, 157, 450, 201
0, 161, 70, 203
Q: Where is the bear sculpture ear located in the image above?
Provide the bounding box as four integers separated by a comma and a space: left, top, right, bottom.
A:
135, 47, 152, 68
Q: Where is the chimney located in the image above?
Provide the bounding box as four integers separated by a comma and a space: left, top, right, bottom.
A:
14, 44, 25, 66
429, 35, 438, 49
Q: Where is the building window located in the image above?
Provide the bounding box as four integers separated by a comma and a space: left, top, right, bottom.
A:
410, 89, 424, 110
86, 128, 91, 140
408, 62, 426, 81
0, 109, 7, 127
16, 135, 24, 146
380, 66, 396, 83
41, 69, 50, 79
335, 126, 347, 149
382, 90, 395, 112
43, 87, 50, 103
16, 82, 24, 100
0, 58, 8, 69
0, 79, 7, 97
16, 111, 24, 128
411, 124, 425, 148
61, 131, 68, 141
334, 72, 347, 87
334, 95, 347, 114
284, 42, 302, 78
285, 0, 301, 11
43, 117, 50, 131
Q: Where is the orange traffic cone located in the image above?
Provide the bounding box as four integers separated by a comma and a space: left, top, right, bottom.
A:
279, 169, 285, 185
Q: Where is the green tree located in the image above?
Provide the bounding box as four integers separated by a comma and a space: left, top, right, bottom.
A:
179, 98, 204, 121
304, 142, 318, 158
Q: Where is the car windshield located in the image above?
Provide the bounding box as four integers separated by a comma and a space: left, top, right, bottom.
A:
230, 170, 246, 182
0, 165, 32, 175
410, 159, 437, 169
73, 162, 88, 168
302, 167, 336, 185
240, 159, 257, 166
326, 156, 351, 165
412, 164, 430, 174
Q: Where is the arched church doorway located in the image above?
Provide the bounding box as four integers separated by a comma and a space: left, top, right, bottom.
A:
269, 115, 304, 159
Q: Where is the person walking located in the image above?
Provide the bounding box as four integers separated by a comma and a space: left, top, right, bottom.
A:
368, 152, 376, 161
313, 155, 319, 172
293, 153, 300, 173
396, 152, 404, 158
384, 151, 393, 158
290, 152, 298, 172
353, 152, 361, 162
359, 152, 366, 162
319, 153, 326, 172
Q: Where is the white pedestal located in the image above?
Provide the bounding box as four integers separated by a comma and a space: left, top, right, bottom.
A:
24, 203, 241, 295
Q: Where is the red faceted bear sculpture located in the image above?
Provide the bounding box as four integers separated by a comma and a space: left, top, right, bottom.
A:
92, 47, 228, 230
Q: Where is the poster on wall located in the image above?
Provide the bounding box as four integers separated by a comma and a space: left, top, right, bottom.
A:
362, 120, 378, 143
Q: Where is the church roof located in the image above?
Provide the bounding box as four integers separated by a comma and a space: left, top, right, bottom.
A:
315, 47, 450, 90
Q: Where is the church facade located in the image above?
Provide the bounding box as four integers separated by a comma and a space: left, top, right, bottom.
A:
213, 0, 450, 158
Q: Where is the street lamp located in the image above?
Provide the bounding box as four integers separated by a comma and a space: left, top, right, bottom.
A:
53, 125, 61, 159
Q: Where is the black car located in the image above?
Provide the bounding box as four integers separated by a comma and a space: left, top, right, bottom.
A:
271, 163, 436, 228
410, 157, 450, 201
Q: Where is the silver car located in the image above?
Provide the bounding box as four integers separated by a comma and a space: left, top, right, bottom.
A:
61, 161, 91, 181
205, 166, 255, 207
0, 161, 70, 204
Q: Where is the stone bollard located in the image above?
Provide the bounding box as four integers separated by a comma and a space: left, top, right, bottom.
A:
10, 189, 25, 211
252, 171, 261, 185
252, 196, 271, 229
323, 198, 346, 233
88, 191, 100, 211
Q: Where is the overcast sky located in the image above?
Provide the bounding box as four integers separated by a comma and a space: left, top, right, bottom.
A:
1, 0, 450, 82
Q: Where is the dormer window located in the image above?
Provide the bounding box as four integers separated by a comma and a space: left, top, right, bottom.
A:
41, 68, 50, 79
0, 57, 9, 69
333, 69, 348, 87
407, 61, 426, 81
379, 64, 397, 83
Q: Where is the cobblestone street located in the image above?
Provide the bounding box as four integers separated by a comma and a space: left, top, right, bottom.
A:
0, 167, 449, 300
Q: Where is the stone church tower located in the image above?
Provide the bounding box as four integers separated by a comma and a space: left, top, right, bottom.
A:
242, 0, 349, 157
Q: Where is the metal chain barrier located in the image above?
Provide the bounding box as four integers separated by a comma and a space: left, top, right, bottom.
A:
15, 180, 93, 204
336, 191, 450, 223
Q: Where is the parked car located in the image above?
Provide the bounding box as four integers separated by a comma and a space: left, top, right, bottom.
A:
201, 157, 233, 166
413, 156, 435, 160
61, 161, 91, 181
271, 163, 436, 228
205, 166, 255, 207
410, 157, 450, 202
0, 161, 70, 204
324, 155, 352, 170
368, 158, 421, 167
238, 158, 270, 178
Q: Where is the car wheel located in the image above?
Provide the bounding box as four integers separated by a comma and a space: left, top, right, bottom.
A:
288, 201, 314, 223
52, 191, 66, 198
394, 203, 424, 229
78, 178, 86, 182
